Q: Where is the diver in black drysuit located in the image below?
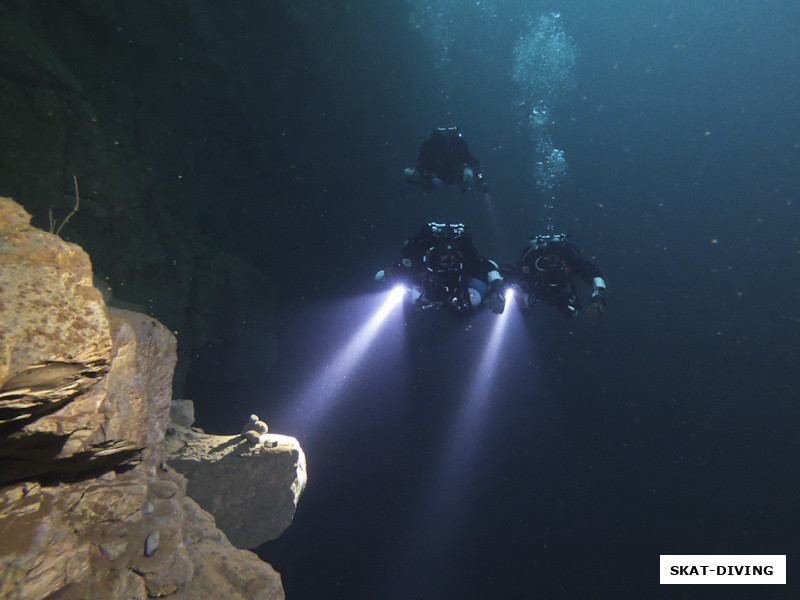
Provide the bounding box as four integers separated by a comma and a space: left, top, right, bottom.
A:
506, 233, 607, 320
375, 222, 505, 316
403, 127, 488, 194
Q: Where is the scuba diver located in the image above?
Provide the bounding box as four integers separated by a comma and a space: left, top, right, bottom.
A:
507, 233, 607, 320
375, 222, 506, 317
403, 127, 488, 194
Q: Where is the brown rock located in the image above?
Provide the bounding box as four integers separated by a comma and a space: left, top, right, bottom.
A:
166, 424, 307, 549
0, 197, 288, 599
0, 198, 111, 387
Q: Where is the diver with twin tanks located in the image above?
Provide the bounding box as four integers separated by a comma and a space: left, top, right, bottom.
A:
376, 224, 606, 321
385, 128, 607, 321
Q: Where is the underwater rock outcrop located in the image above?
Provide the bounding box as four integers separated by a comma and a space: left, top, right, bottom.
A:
0, 197, 288, 600
0, 4, 282, 400
165, 407, 307, 550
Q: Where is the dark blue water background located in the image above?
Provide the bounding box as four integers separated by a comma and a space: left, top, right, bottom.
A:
179, 1, 800, 598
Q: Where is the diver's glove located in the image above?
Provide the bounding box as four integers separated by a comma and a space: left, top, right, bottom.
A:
586, 288, 606, 321
488, 292, 505, 314
487, 280, 506, 314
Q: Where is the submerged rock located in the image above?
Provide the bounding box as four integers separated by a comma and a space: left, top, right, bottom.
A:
0, 197, 288, 600
165, 409, 307, 550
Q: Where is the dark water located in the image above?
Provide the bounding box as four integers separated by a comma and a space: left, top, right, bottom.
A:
176, 1, 799, 598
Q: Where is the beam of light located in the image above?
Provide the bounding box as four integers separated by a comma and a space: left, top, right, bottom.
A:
442, 287, 515, 467
383, 288, 523, 597
281, 286, 406, 439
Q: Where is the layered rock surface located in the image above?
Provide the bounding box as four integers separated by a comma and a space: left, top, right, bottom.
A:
165, 412, 307, 550
0, 197, 294, 600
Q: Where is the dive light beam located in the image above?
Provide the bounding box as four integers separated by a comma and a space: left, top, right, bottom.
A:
456, 287, 515, 440
382, 288, 518, 599
288, 286, 406, 437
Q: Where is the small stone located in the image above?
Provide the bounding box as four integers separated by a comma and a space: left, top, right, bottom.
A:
170, 399, 195, 428
99, 539, 128, 562
144, 531, 160, 557
149, 480, 179, 499
242, 430, 262, 445
240, 414, 269, 445
241, 415, 268, 434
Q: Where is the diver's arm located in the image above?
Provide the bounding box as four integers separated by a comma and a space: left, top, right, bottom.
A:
463, 151, 487, 191
570, 257, 606, 319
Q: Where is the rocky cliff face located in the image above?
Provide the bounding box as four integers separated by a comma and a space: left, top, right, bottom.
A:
165, 420, 307, 550
0, 197, 296, 599
0, 3, 285, 398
